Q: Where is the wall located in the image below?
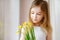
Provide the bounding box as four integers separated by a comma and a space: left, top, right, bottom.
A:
20, 0, 33, 24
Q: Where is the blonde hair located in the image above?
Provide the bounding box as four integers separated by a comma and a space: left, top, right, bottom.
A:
28, 0, 52, 33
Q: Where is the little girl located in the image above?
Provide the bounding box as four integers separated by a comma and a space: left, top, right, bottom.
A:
20, 0, 52, 40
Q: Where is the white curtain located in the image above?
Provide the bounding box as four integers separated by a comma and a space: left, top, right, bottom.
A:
0, 0, 19, 40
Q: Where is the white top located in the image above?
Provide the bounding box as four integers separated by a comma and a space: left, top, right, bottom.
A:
20, 26, 47, 40
34, 26, 46, 40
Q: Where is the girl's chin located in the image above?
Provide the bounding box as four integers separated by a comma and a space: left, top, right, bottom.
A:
33, 21, 38, 24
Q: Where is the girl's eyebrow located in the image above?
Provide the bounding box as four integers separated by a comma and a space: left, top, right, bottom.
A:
38, 12, 42, 13
37, 12, 42, 14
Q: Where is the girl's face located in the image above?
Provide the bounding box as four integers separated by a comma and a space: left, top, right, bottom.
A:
31, 6, 43, 24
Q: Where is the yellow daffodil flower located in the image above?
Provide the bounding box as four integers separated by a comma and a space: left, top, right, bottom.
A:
18, 25, 22, 29
16, 30, 20, 35
16, 21, 32, 35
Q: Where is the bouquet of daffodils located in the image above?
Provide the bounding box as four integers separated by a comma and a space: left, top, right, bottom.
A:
16, 21, 35, 40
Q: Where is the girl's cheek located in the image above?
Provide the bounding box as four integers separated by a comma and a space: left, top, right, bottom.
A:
31, 14, 33, 19
40, 16, 43, 20
31, 14, 34, 18
37, 15, 43, 20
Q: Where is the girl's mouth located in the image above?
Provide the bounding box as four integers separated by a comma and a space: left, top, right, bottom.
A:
34, 19, 37, 21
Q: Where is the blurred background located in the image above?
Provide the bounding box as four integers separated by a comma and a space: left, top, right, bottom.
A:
0, 0, 60, 40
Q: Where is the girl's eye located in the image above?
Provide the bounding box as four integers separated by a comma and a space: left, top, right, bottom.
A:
32, 13, 34, 14
37, 14, 41, 15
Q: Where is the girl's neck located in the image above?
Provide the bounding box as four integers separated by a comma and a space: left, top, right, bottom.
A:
33, 23, 40, 27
